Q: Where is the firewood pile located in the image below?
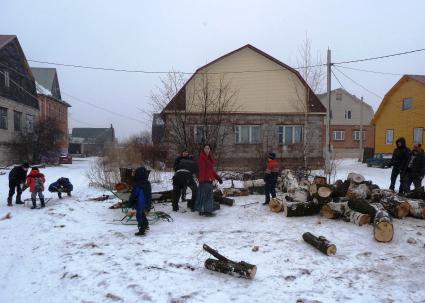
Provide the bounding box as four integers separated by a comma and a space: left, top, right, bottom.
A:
272, 170, 425, 243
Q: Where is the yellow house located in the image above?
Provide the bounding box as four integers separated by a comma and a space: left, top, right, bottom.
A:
373, 75, 425, 153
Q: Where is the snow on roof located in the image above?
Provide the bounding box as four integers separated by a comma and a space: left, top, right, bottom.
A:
35, 81, 52, 96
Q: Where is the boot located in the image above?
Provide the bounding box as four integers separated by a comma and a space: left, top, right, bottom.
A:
16, 198, 24, 205
31, 199, 37, 209
262, 200, 270, 205
134, 226, 146, 236
58, 192, 62, 199
7, 196, 12, 207
40, 198, 45, 208
67, 192, 71, 197
143, 220, 150, 231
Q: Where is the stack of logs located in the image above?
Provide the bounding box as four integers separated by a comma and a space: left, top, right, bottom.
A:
271, 171, 425, 243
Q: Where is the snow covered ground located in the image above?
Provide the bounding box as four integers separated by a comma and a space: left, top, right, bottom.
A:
1, 158, 424, 303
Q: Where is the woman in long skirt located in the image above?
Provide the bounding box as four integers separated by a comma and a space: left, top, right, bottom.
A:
196, 144, 222, 216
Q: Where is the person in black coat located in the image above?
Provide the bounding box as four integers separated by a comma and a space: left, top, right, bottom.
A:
129, 166, 152, 236
173, 149, 190, 201
403, 144, 425, 192
7, 162, 30, 206
172, 156, 198, 212
48, 177, 74, 199
389, 137, 410, 193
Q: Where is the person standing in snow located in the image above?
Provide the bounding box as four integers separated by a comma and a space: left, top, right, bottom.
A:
172, 155, 198, 212
7, 162, 30, 206
263, 152, 279, 205
48, 177, 73, 199
173, 149, 190, 202
26, 167, 46, 209
196, 144, 222, 217
403, 144, 425, 192
129, 166, 152, 236
389, 137, 410, 193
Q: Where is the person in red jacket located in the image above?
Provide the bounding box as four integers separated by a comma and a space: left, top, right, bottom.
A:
263, 152, 279, 205
196, 144, 222, 216
26, 167, 46, 209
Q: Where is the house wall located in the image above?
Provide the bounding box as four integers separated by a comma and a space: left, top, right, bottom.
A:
163, 113, 325, 170
374, 78, 425, 153
0, 95, 39, 164
38, 95, 69, 153
185, 47, 310, 114
330, 125, 375, 158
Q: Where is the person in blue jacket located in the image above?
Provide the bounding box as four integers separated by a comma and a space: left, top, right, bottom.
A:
48, 177, 73, 199
129, 166, 152, 236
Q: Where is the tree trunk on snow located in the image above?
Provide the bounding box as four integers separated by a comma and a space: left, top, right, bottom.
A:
222, 188, 250, 197
213, 190, 234, 206
302, 232, 336, 255
321, 202, 349, 219
313, 176, 327, 185
283, 199, 321, 217
363, 181, 380, 192
334, 179, 350, 197
343, 209, 371, 226
316, 185, 333, 201
269, 197, 283, 213
243, 179, 265, 195
348, 198, 377, 217
309, 183, 318, 195
152, 190, 174, 202
404, 187, 425, 200
347, 173, 365, 184
370, 203, 393, 242
203, 244, 257, 279
380, 195, 410, 219
371, 188, 395, 202
346, 183, 370, 201
406, 199, 425, 219
293, 188, 310, 202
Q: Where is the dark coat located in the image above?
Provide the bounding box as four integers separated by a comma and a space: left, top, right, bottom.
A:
176, 158, 198, 175
390, 138, 411, 171
406, 150, 425, 178
9, 166, 27, 184
129, 167, 152, 211
49, 178, 73, 193
174, 155, 190, 172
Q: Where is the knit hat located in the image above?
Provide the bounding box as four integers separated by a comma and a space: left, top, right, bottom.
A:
267, 152, 276, 160
22, 162, 30, 168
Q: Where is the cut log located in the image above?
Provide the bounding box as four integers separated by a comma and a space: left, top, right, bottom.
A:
334, 179, 350, 197
302, 232, 336, 255
370, 203, 394, 242
213, 191, 234, 206
280, 169, 299, 193
293, 188, 310, 203
371, 188, 395, 202
313, 176, 327, 185
269, 197, 283, 213
203, 244, 257, 279
347, 173, 365, 184
348, 198, 377, 217
406, 198, 425, 219
283, 199, 321, 217
309, 183, 318, 195
343, 209, 371, 226
152, 190, 174, 202
317, 185, 333, 200
380, 195, 410, 219
222, 188, 250, 197
243, 179, 265, 194
321, 202, 349, 219
404, 187, 425, 200
346, 183, 370, 201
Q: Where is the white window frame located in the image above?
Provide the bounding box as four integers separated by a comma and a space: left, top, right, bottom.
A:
333, 130, 345, 141
403, 98, 413, 111
413, 128, 424, 144
352, 130, 366, 141
344, 110, 352, 120
0, 106, 7, 129
235, 125, 261, 144
385, 129, 394, 145
277, 125, 303, 145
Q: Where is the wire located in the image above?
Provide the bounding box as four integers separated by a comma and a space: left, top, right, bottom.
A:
333, 66, 383, 99
331, 68, 346, 91
333, 48, 425, 65
333, 65, 403, 76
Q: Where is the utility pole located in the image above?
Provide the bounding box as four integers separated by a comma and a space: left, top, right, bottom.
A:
359, 96, 364, 162
325, 49, 331, 182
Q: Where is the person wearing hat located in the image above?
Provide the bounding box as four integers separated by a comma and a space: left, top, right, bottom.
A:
403, 144, 425, 192
7, 162, 30, 206
173, 149, 190, 202
263, 152, 279, 205
26, 167, 46, 209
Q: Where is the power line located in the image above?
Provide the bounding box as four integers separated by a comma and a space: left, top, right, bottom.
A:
333, 66, 383, 99
333, 65, 403, 76
331, 68, 347, 91
333, 48, 425, 65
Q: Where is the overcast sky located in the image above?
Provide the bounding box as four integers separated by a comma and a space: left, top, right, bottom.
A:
1, 0, 424, 139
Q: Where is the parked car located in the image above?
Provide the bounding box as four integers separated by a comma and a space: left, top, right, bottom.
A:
59, 154, 73, 164
366, 154, 391, 168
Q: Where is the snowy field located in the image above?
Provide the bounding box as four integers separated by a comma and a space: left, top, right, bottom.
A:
0, 158, 424, 303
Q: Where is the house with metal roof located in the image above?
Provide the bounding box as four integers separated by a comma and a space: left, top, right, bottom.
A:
69, 125, 116, 156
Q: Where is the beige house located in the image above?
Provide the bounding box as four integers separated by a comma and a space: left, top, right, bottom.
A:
318, 88, 375, 158
161, 44, 326, 170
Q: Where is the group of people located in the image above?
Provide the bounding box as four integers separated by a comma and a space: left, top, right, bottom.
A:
389, 138, 425, 194
7, 163, 73, 209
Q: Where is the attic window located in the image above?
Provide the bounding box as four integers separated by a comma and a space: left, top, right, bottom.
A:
403, 98, 412, 111
336, 92, 342, 101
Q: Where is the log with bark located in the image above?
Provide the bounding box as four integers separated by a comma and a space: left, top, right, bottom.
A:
346, 183, 370, 201
343, 208, 371, 226
348, 198, 377, 217
152, 190, 174, 202
222, 188, 250, 197
280, 169, 299, 193
333, 179, 350, 197
269, 197, 283, 213
302, 232, 336, 256
283, 199, 321, 217
316, 185, 333, 203
347, 173, 365, 184
293, 188, 310, 203
370, 203, 394, 242
213, 190, 235, 206
404, 187, 425, 200
203, 244, 257, 279
243, 179, 265, 194
406, 198, 425, 219
321, 202, 349, 219
313, 176, 327, 185
371, 188, 395, 202
380, 195, 410, 219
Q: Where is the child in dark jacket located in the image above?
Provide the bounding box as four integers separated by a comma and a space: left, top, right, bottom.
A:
48, 177, 73, 199
263, 152, 279, 205
129, 166, 152, 236
26, 167, 46, 209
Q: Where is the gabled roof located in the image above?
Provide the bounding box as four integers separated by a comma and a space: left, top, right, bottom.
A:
372, 74, 425, 124
317, 88, 374, 112
0, 35, 15, 49
162, 44, 326, 114
71, 127, 115, 143
35, 81, 71, 107
31, 67, 62, 100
